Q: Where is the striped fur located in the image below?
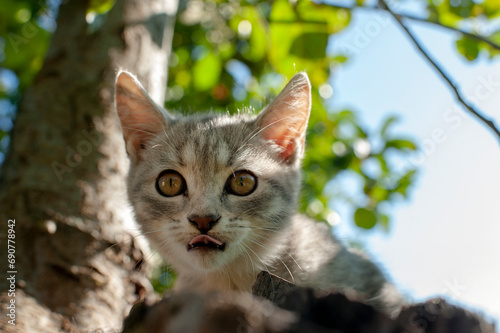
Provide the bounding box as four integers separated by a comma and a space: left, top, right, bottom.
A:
116, 72, 403, 315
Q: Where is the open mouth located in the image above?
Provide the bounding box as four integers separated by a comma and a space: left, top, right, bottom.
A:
187, 234, 226, 252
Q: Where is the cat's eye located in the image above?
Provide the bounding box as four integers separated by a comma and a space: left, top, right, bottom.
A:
227, 171, 257, 196
156, 170, 187, 197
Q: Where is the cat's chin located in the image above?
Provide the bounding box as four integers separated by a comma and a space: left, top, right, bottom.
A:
179, 243, 230, 272
185, 252, 228, 272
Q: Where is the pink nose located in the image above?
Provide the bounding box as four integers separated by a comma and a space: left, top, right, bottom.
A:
188, 215, 220, 233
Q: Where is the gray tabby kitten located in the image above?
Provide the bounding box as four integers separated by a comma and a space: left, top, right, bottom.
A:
116, 71, 402, 315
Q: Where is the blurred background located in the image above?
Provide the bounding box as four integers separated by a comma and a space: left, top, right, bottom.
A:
329, 9, 500, 325
1, 0, 499, 326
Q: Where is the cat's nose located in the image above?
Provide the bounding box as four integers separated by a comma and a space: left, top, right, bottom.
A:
188, 215, 220, 234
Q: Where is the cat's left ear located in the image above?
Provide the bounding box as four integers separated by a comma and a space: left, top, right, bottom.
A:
256, 72, 311, 164
115, 71, 167, 162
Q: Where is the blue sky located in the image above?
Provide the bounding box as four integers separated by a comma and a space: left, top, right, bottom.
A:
327, 7, 500, 326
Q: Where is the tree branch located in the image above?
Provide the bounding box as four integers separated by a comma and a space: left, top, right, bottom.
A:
326, 2, 500, 51
329, 0, 500, 143
377, 0, 500, 143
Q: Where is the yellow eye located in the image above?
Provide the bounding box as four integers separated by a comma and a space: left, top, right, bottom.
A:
156, 170, 186, 197
227, 171, 257, 196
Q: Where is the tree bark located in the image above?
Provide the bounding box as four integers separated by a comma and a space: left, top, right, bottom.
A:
0, 0, 177, 331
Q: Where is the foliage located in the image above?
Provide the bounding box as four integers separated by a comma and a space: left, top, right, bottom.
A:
161, 0, 500, 233
1, 0, 500, 292
151, 264, 177, 294
0, 0, 55, 162
425, 0, 500, 60
167, 0, 419, 230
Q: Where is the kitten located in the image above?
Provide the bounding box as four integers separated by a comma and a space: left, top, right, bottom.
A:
115, 71, 403, 315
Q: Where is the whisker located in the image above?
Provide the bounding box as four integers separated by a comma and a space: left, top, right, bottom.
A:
242, 243, 276, 299
251, 232, 304, 272
230, 225, 280, 233
222, 266, 232, 290
248, 238, 295, 284
236, 242, 256, 275
230, 207, 259, 221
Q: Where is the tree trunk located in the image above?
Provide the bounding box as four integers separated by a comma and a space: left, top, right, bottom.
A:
0, 0, 177, 331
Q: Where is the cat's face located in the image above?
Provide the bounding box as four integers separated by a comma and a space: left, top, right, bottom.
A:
116, 72, 311, 274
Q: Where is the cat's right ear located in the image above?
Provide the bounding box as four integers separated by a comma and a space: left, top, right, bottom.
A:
256, 72, 311, 165
115, 71, 167, 162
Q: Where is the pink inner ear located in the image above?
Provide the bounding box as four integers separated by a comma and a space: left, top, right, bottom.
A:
120, 108, 163, 157
127, 128, 152, 153
115, 73, 164, 160
256, 73, 311, 164
262, 126, 298, 162
280, 139, 296, 161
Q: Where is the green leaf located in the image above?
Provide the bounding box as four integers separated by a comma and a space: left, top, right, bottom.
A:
380, 115, 400, 138
427, 1, 464, 26
378, 214, 390, 231
331, 55, 349, 64
290, 32, 328, 59
456, 36, 480, 61
88, 0, 116, 14
192, 51, 222, 91
385, 138, 417, 150
370, 185, 389, 202
354, 208, 377, 229
2, 25, 51, 89
337, 110, 356, 120
447, 0, 475, 18
481, 30, 500, 59
236, 7, 268, 62
375, 154, 389, 174
483, 0, 500, 18
489, 30, 500, 43
393, 169, 417, 198
269, 22, 330, 78
151, 265, 177, 294
270, 0, 297, 22
296, 0, 350, 34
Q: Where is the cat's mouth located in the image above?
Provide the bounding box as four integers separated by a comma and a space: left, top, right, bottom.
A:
187, 235, 226, 252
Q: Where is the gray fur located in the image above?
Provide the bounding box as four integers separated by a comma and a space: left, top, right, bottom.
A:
115, 71, 403, 315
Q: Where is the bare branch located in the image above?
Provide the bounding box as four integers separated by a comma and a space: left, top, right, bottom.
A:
326, 2, 500, 51
377, 0, 500, 143
325, 0, 500, 143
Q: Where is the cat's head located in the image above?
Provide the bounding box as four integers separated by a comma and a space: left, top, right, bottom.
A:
115, 71, 310, 274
